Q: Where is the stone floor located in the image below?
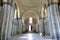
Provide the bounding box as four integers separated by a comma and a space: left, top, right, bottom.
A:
9, 33, 55, 40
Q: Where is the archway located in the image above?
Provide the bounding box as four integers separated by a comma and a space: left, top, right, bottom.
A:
22, 10, 39, 33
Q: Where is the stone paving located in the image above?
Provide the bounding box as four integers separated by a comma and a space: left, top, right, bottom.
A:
8, 33, 54, 40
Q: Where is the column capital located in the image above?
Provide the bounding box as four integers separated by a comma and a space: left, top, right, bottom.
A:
46, 0, 58, 7
2, 0, 13, 6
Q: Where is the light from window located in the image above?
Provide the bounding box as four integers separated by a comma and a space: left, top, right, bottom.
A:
29, 17, 32, 24
14, 10, 17, 18
18, 7, 20, 18
29, 25, 31, 31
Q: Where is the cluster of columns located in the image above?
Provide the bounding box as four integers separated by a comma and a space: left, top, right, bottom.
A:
11, 19, 39, 35
37, 0, 60, 39
0, 0, 60, 40
22, 24, 39, 33
0, 0, 15, 40
0, 2, 3, 40
46, 0, 60, 39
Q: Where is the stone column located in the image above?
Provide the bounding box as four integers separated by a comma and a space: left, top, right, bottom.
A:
0, 3, 4, 40
1, 0, 14, 40
5, 4, 11, 40
53, 4, 60, 38
18, 19, 22, 34
46, 0, 59, 39
36, 24, 39, 32
7, 6, 14, 38
39, 19, 43, 34
1, 0, 8, 40
46, 6, 53, 38
58, 3, 60, 38
22, 23, 25, 32
49, 5, 57, 39
25, 25, 29, 32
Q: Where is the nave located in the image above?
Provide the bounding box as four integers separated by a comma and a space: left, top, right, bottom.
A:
0, 0, 60, 40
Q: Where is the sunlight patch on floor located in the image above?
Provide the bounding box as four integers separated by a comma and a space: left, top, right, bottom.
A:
19, 33, 32, 39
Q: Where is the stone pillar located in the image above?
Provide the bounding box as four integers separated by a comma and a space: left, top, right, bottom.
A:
0, 5, 3, 31
36, 24, 39, 32
39, 19, 43, 34
49, 5, 57, 39
53, 4, 60, 38
46, 6, 53, 38
1, 1, 8, 40
58, 3, 60, 38
1, 0, 14, 40
46, 0, 59, 39
7, 0, 15, 38
5, 4, 11, 40
25, 25, 29, 32
22, 23, 25, 32
38, 20, 40, 33
0, 3, 4, 40
7, 6, 14, 38
11, 19, 18, 36
18, 19, 22, 34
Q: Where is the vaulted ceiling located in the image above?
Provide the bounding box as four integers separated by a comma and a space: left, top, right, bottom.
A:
14, 0, 46, 24
14, 0, 46, 16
